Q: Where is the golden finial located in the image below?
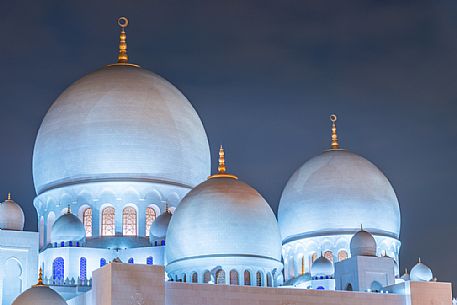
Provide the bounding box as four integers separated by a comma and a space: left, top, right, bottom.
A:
218, 145, 226, 174
330, 114, 340, 150
418, 257, 421, 263
7, 193, 11, 201
66, 204, 71, 214
117, 17, 129, 64
208, 145, 238, 179
404, 268, 408, 275
34, 267, 45, 286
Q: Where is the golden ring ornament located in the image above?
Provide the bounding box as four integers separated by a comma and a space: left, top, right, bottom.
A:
118, 17, 128, 28
330, 114, 337, 122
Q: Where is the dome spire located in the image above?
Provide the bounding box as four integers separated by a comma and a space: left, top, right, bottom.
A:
34, 267, 45, 287
7, 193, 11, 201
330, 114, 340, 149
209, 145, 238, 179
218, 145, 226, 174
117, 17, 129, 64
66, 204, 71, 214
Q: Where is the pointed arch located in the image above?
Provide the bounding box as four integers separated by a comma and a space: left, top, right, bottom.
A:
101, 206, 115, 236
122, 206, 137, 236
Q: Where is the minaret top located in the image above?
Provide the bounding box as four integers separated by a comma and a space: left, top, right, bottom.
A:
330, 114, 340, 150
33, 267, 45, 287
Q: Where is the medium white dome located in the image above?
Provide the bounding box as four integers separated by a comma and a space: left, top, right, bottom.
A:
12, 285, 67, 305
33, 64, 210, 195
278, 149, 400, 243
350, 229, 377, 257
0, 195, 25, 231
51, 210, 86, 243
410, 261, 433, 282
311, 256, 334, 278
166, 176, 282, 267
149, 209, 172, 242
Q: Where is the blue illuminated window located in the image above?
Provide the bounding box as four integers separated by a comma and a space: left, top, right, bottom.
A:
146, 256, 153, 265
100, 258, 106, 267
161, 240, 165, 246
60, 241, 65, 247
80, 257, 87, 281
53, 257, 64, 281
128, 257, 134, 264
69, 241, 73, 247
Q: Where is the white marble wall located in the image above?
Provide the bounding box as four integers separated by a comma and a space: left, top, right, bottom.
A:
0, 230, 39, 305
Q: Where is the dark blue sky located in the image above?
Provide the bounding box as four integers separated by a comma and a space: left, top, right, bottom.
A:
2, 0, 456, 293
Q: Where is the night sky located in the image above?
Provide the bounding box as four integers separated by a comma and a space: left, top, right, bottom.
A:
2, 0, 456, 293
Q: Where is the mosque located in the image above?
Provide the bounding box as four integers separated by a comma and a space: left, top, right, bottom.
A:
0, 17, 453, 305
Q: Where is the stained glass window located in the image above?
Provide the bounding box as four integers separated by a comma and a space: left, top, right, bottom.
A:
191, 272, 197, 283
80, 257, 87, 281
324, 250, 334, 263
203, 271, 211, 283
83, 208, 92, 237
146, 256, 153, 265
244, 270, 251, 286
266, 273, 272, 287
338, 250, 348, 262
145, 207, 156, 236
122, 206, 137, 236
53, 257, 64, 281
100, 258, 106, 267
256, 271, 262, 287
102, 207, 115, 236
229, 270, 238, 285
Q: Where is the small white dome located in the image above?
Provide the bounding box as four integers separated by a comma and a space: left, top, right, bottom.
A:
311, 256, 334, 278
51, 209, 86, 243
149, 209, 172, 242
0, 195, 25, 231
350, 229, 377, 256
400, 268, 410, 281
12, 285, 66, 305
410, 260, 433, 282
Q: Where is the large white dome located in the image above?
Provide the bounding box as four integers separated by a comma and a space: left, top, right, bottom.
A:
278, 149, 400, 244
33, 64, 210, 194
166, 176, 282, 267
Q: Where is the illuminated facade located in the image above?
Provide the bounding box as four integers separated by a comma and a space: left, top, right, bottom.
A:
0, 16, 453, 305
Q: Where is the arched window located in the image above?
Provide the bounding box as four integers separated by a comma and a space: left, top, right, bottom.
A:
338, 250, 348, 262
215, 269, 225, 285
47, 212, 55, 245
122, 206, 137, 236
2, 258, 22, 305
266, 273, 272, 287
100, 258, 107, 267
191, 272, 198, 283
244, 270, 251, 286
324, 250, 334, 263
256, 271, 262, 287
182, 274, 187, 282
311, 252, 318, 263
146, 256, 153, 265
39, 216, 44, 248
101, 207, 115, 236
229, 270, 239, 285
203, 271, 211, 284
145, 207, 157, 236
80, 257, 87, 281
53, 257, 64, 281
83, 208, 92, 237
128, 257, 134, 264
